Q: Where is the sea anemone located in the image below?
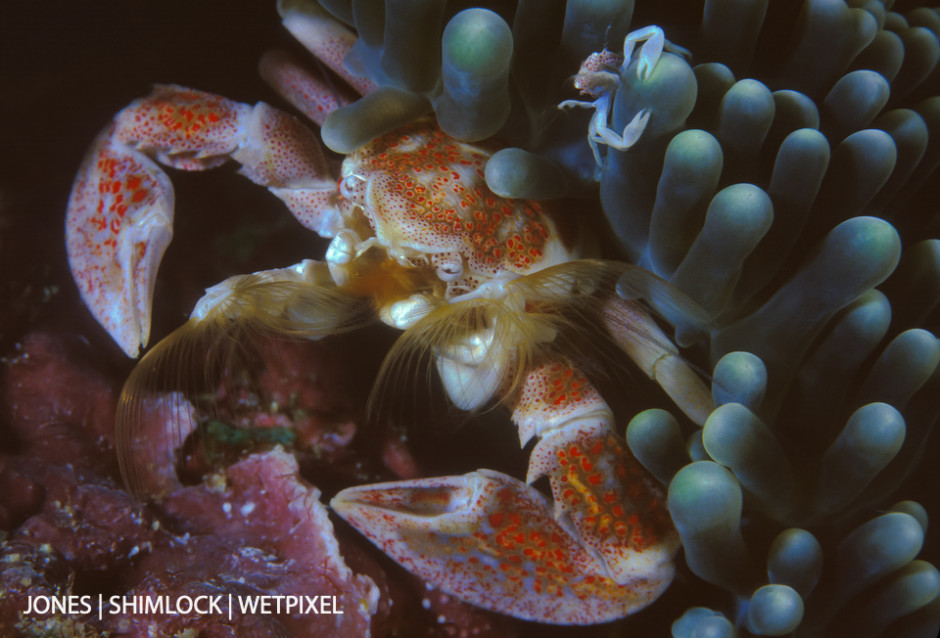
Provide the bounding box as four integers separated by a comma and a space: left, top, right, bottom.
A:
304, 0, 939, 635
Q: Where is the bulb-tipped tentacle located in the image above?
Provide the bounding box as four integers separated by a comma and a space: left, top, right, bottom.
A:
277, 0, 378, 97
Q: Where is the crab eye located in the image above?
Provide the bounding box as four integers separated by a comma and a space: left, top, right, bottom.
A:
435, 255, 463, 282
339, 174, 365, 200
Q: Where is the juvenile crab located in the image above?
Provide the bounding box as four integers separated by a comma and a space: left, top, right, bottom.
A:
65, 4, 713, 626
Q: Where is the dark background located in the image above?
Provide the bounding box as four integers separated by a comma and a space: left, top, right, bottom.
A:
1, 0, 306, 360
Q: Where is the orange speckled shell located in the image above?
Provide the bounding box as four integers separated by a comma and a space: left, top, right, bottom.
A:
343, 122, 577, 281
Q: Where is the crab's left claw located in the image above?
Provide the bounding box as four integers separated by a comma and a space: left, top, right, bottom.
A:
65, 128, 173, 357
622, 25, 692, 81
332, 467, 675, 624
622, 25, 666, 80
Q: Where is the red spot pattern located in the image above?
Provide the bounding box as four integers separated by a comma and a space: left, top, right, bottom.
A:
512, 361, 610, 445
334, 467, 675, 623
260, 50, 351, 127
348, 122, 554, 278
90, 154, 156, 240
575, 50, 626, 96
280, 5, 377, 96
233, 103, 329, 189
434, 476, 649, 618
545, 364, 588, 407
509, 360, 678, 594
113, 86, 247, 159
67, 138, 164, 294
553, 429, 672, 554
65, 130, 173, 356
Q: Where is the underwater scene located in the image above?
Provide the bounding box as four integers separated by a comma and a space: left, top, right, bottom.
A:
1, 0, 938, 636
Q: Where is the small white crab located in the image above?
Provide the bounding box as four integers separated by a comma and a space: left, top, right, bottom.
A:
560, 25, 692, 164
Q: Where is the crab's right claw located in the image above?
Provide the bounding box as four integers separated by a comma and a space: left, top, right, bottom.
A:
331, 469, 675, 624
65, 128, 173, 358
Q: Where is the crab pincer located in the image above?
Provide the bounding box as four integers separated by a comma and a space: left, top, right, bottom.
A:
65, 85, 338, 357
333, 360, 681, 624
64, 13, 718, 626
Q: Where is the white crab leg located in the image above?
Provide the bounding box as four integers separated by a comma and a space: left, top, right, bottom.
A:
622, 25, 666, 80
65, 86, 340, 357
559, 94, 653, 164
622, 25, 692, 80
593, 108, 652, 149
559, 25, 688, 164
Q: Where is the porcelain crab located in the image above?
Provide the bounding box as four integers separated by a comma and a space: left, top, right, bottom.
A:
64, 5, 714, 626
560, 24, 692, 165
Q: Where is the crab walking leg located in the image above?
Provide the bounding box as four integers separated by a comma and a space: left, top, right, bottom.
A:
278, 0, 377, 96
332, 362, 679, 624
117, 258, 373, 500
603, 296, 715, 426
261, 50, 359, 126
65, 85, 341, 357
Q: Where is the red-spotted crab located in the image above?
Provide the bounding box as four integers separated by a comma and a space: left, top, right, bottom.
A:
64, 5, 714, 625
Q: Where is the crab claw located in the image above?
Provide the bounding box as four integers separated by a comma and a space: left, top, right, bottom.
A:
65, 128, 173, 357
622, 25, 666, 80
332, 469, 675, 624
64, 86, 254, 357
65, 85, 341, 357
